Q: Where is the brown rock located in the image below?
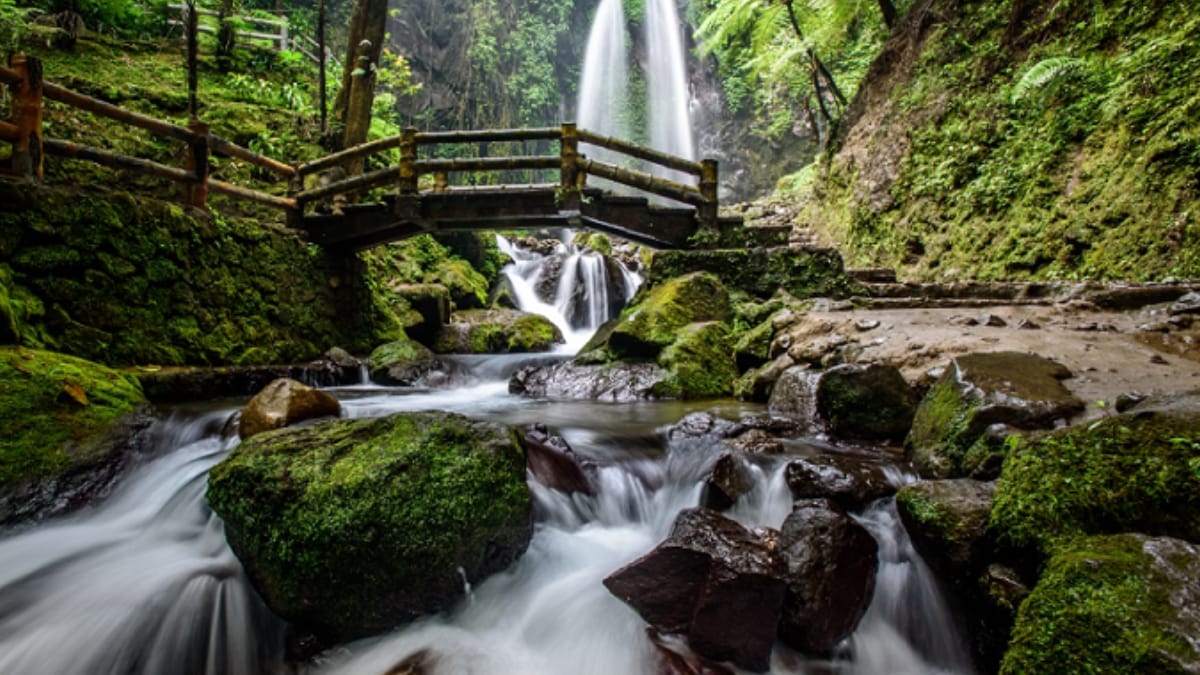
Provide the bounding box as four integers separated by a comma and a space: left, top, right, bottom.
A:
524, 424, 594, 495
701, 452, 756, 511
785, 454, 900, 510
238, 378, 340, 439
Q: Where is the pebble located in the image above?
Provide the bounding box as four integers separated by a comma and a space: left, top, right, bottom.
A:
855, 319, 881, 332
982, 313, 1008, 327
1150, 354, 1169, 365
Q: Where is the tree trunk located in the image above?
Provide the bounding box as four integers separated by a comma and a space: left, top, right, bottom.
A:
216, 0, 236, 72
330, 0, 388, 165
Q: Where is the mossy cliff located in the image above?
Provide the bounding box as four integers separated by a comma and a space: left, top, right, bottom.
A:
804, 0, 1200, 281
0, 180, 408, 366
206, 410, 533, 642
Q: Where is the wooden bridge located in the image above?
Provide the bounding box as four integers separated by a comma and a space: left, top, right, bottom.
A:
1, 54, 742, 250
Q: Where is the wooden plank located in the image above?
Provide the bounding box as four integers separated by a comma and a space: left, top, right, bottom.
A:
414, 156, 560, 174
44, 138, 195, 183
209, 133, 295, 179
209, 179, 296, 210
577, 129, 704, 177
297, 134, 403, 177
581, 158, 706, 206
43, 82, 199, 144
414, 128, 559, 145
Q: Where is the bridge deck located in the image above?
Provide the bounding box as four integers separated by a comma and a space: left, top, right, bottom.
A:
302, 186, 736, 250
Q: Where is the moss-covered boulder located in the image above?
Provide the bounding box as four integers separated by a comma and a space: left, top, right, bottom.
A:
206, 411, 533, 642
906, 352, 1084, 479
1001, 534, 1200, 675
647, 248, 860, 300
608, 272, 732, 358
368, 336, 441, 385
0, 347, 151, 524
896, 479, 996, 584
433, 309, 562, 354
989, 404, 1200, 558
392, 283, 450, 345
817, 363, 918, 442
653, 322, 738, 399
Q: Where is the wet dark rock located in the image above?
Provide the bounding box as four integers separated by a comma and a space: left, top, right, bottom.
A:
895, 479, 996, 584
766, 366, 820, 428
769, 364, 918, 442
785, 454, 900, 511
238, 378, 341, 439
524, 423, 594, 495
509, 362, 668, 401
1169, 291, 1200, 315
906, 352, 1084, 479
664, 412, 792, 455
777, 499, 878, 654
604, 507, 787, 672
724, 428, 785, 455
647, 629, 736, 675
701, 453, 757, 511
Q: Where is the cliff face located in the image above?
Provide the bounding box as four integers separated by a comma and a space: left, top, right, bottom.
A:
805, 0, 1200, 281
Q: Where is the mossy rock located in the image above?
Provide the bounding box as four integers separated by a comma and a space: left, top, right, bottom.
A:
1001, 534, 1200, 674
896, 479, 996, 585
608, 272, 732, 359
817, 363, 918, 442
732, 317, 774, 371
906, 352, 1084, 479
0, 347, 151, 523
572, 231, 613, 256
989, 404, 1200, 558
434, 310, 562, 354
653, 321, 738, 400
206, 411, 533, 642
428, 258, 489, 310
368, 336, 439, 385
647, 248, 860, 300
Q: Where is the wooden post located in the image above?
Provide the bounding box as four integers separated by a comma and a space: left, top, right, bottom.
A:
559, 122, 580, 210
185, 118, 209, 209
698, 158, 719, 233
398, 127, 418, 195
185, 0, 199, 118
317, 0, 327, 135
9, 55, 44, 179
433, 171, 448, 192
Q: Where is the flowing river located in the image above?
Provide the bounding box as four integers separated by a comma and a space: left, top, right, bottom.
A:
0, 233, 975, 674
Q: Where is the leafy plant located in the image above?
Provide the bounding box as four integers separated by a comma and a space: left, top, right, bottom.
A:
1011, 56, 1088, 103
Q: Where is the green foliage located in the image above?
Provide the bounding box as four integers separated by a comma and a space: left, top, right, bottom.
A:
1011, 56, 1088, 103
0, 0, 32, 54
0, 346, 144, 489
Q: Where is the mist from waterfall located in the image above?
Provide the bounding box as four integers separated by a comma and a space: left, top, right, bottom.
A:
646, 0, 696, 168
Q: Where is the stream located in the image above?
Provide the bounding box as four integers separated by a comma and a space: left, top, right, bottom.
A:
0, 233, 975, 674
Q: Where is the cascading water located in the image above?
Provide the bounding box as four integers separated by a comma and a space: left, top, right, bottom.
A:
645, 0, 696, 168
577, 0, 629, 169
495, 231, 640, 353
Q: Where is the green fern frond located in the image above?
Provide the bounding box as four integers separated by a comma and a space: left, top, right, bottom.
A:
1012, 56, 1087, 103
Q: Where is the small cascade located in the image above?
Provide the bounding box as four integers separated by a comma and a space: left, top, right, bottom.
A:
496, 231, 641, 353
645, 0, 696, 176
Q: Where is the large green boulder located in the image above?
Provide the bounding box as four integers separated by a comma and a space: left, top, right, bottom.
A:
608, 272, 732, 358
434, 309, 562, 354
653, 321, 738, 399
0, 347, 150, 524
368, 335, 440, 385
989, 402, 1200, 558
206, 411, 533, 642
1002, 534, 1200, 675
906, 352, 1084, 479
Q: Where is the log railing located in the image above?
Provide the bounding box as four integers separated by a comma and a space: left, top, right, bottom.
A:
3, 53, 721, 230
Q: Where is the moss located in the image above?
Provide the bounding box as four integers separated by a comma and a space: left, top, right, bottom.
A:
906, 376, 980, 477
572, 231, 613, 256
647, 248, 860, 300
0, 346, 145, 490
1001, 534, 1199, 674
731, 317, 774, 371
206, 411, 532, 640
989, 412, 1200, 558
508, 313, 559, 352
370, 335, 434, 370
654, 321, 738, 400
608, 272, 732, 358
818, 364, 917, 441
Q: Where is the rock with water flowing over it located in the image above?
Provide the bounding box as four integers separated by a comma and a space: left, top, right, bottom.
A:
509, 361, 669, 401
647, 628, 736, 675
785, 453, 901, 511
895, 479, 996, 585
434, 309, 563, 354
906, 352, 1084, 479
368, 335, 442, 385
700, 452, 756, 511
664, 411, 794, 455
237, 378, 341, 439
524, 423, 594, 495
603, 507, 786, 672
207, 411, 533, 643
777, 499, 879, 654
768, 364, 917, 442
1002, 534, 1200, 674
0, 347, 153, 526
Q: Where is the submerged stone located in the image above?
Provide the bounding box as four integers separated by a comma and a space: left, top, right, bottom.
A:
206, 411, 533, 642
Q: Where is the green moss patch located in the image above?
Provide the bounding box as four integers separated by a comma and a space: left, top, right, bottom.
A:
648, 248, 859, 300
608, 272, 732, 358
0, 347, 145, 490
654, 321, 738, 399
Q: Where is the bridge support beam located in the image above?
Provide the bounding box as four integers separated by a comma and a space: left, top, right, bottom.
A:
184, 118, 210, 210
9, 55, 44, 179
698, 159, 719, 232
559, 122, 581, 211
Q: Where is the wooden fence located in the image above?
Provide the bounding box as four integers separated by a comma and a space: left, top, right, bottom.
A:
165, 4, 339, 68
1, 53, 720, 230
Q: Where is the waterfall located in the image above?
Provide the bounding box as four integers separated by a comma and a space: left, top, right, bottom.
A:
495, 231, 641, 354
577, 0, 629, 167
645, 0, 696, 173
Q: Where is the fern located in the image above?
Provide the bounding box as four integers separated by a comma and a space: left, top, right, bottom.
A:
1011, 56, 1087, 103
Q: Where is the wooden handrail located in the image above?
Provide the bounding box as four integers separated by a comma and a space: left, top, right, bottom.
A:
0, 120, 16, 142
577, 129, 704, 177
45, 138, 196, 184
415, 127, 560, 145
294, 165, 402, 203
209, 132, 296, 179
414, 156, 560, 174
580, 157, 706, 206
43, 82, 199, 144
209, 179, 296, 209
0, 64, 19, 86
296, 134, 403, 177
